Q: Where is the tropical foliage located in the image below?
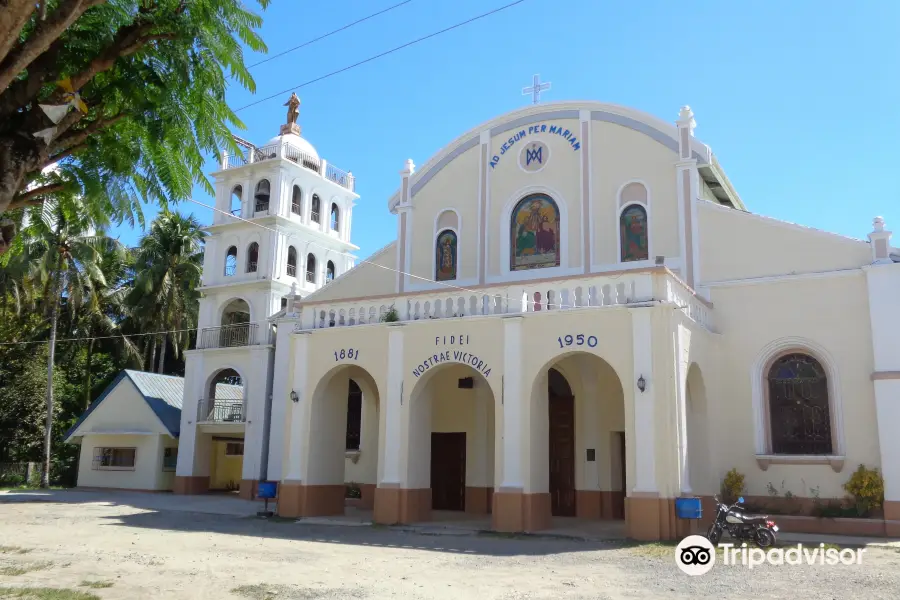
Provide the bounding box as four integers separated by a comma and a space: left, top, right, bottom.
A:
0, 209, 204, 486
0, 0, 269, 255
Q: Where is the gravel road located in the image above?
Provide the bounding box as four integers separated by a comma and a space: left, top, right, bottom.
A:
0, 500, 898, 599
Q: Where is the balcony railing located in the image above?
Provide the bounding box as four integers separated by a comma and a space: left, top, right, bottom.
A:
294, 268, 715, 332
199, 323, 258, 349
220, 141, 355, 192
254, 200, 269, 214
286, 264, 297, 277
310, 211, 320, 223
291, 202, 301, 216
196, 398, 245, 423
305, 271, 315, 284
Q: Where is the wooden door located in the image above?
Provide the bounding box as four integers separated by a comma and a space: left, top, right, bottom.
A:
549, 393, 576, 516
615, 431, 626, 519
431, 432, 466, 511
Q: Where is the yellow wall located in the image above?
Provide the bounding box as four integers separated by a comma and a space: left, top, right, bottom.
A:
209, 440, 243, 490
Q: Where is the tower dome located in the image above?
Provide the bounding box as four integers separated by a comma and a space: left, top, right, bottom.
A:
265, 131, 318, 159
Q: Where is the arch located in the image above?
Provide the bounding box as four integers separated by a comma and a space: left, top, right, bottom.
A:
330, 202, 340, 231
528, 351, 626, 520
750, 337, 844, 456
246, 242, 259, 273
500, 185, 570, 279
407, 363, 496, 516
230, 185, 243, 217
434, 229, 458, 281
618, 203, 649, 262
509, 193, 560, 272
685, 363, 712, 494
216, 296, 253, 327
311, 194, 321, 223
766, 353, 832, 455
305, 253, 317, 284
254, 179, 270, 213
286, 245, 298, 277
201, 367, 246, 423
291, 185, 302, 215
326, 260, 336, 282
224, 245, 237, 276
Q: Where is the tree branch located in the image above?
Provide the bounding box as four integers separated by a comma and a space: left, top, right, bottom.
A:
0, 0, 37, 63
0, 0, 107, 93
7, 182, 66, 211
43, 113, 126, 166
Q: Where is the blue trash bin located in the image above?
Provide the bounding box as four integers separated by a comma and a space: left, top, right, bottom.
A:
674, 497, 702, 519
257, 481, 277, 500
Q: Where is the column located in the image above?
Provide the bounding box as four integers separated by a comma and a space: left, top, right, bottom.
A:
265, 321, 293, 481
865, 217, 900, 535
277, 332, 311, 517
627, 307, 663, 540
240, 347, 273, 499
373, 324, 407, 523
395, 159, 414, 293
174, 352, 212, 494
675, 106, 700, 287
674, 323, 691, 495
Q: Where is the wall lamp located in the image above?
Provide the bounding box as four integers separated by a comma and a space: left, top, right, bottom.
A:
636, 375, 646, 393
290, 390, 299, 403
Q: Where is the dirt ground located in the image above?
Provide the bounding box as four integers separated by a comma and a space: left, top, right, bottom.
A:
1, 496, 899, 599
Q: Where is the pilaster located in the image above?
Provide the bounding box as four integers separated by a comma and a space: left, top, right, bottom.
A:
630, 308, 657, 494
395, 159, 415, 293
675, 106, 700, 287
373, 324, 408, 523
265, 321, 294, 481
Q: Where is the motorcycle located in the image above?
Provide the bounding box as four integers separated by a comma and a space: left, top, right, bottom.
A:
706, 495, 779, 548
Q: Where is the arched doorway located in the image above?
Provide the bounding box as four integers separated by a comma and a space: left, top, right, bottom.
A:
530, 352, 626, 523
299, 365, 381, 516
201, 368, 246, 493
686, 363, 711, 495
406, 364, 496, 522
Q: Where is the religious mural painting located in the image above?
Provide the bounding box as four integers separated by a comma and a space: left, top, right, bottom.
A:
619, 204, 649, 262
435, 229, 458, 281
510, 193, 560, 271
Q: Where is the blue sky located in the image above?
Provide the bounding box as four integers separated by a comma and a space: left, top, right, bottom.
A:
115, 0, 899, 260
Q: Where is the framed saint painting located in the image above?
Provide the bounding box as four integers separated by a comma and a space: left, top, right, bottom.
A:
435, 229, 458, 281
510, 193, 560, 271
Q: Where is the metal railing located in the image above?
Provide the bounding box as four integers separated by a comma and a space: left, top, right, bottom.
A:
310, 210, 320, 223
326, 163, 353, 191
224, 264, 236, 276
305, 271, 315, 284
254, 200, 269, 214
286, 264, 297, 277
221, 141, 355, 192
252, 144, 279, 162
196, 398, 245, 423
199, 323, 258, 349
247, 260, 258, 273
291, 202, 301, 215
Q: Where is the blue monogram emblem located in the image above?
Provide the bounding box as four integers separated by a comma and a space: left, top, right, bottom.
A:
525, 145, 543, 166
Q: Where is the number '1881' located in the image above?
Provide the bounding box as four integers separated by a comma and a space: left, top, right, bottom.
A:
334, 348, 359, 361
557, 334, 597, 348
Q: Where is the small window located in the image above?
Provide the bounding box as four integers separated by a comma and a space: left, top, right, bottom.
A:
246, 242, 259, 273
254, 179, 270, 214
230, 186, 242, 217
224, 246, 237, 276
311, 194, 321, 223
326, 260, 335, 283
162, 448, 177, 471
291, 185, 302, 215
225, 442, 244, 456
331, 203, 340, 231
346, 380, 362, 451
306, 254, 317, 284
286, 246, 297, 277
92, 447, 136, 470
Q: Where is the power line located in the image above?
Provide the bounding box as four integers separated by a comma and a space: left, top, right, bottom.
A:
235, 0, 529, 113
246, 1, 416, 69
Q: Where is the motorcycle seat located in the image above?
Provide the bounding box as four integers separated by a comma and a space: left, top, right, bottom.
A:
741, 514, 769, 523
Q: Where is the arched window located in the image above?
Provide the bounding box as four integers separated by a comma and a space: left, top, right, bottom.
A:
254, 179, 270, 214
326, 260, 335, 283
230, 186, 242, 217
435, 229, 458, 281
291, 185, 302, 216
620, 204, 649, 262
224, 246, 237, 276
311, 194, 321, 223
767, 353, 832, 455
510, 193, 560, 271
286, 246, 297, 277
305, 253, 316, 284
246, 242, 259, 273
331, 203, 340, 231
345, 380, 362, 451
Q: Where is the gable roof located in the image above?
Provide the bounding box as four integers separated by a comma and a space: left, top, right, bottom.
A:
64, 370, 242, 441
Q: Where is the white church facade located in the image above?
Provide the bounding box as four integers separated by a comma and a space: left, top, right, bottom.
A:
170, 98, 900, 540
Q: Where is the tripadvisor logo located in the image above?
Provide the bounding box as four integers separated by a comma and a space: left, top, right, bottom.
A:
675, 536, 866, 575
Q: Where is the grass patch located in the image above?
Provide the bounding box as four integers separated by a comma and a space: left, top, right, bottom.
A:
0, 548, 30, 556
0, 562, 53, 576
77, 582, 112, 590
231, 584, 362, 600
0, 588, 99, 600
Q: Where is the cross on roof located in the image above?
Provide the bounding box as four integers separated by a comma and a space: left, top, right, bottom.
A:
522, 74, 551, 105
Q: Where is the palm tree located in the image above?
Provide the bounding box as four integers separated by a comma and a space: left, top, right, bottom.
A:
130, 212, 205, 374
10, 199, 111, 487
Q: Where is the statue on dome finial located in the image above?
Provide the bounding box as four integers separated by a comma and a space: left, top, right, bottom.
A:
280, 93, 302, 135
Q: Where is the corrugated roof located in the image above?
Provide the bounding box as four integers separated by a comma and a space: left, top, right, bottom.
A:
65, 370, 243, 440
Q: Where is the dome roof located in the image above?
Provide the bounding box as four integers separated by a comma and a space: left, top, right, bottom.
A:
266, 131, 318, 160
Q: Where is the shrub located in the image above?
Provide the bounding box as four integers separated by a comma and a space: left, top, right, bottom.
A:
380, 306, 400, 323
722, 468, 746, 504
843, 464, 884, 517
345, 483, 361, 499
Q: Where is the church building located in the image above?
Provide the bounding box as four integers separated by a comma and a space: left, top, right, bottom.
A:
173, 94, 900, 540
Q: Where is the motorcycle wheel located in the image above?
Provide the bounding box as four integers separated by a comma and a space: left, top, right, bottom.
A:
707, 524, 722, 546
755, 528, 776, 548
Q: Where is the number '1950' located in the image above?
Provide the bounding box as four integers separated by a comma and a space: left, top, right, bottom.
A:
557, 334, 597, 348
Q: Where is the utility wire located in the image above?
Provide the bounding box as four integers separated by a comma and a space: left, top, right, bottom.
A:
246, 1, 416, 69
235, 0, 529, 113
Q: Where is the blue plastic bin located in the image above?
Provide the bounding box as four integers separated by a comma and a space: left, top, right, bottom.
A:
257, 481, 278, 500
674, 497, 702, 519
